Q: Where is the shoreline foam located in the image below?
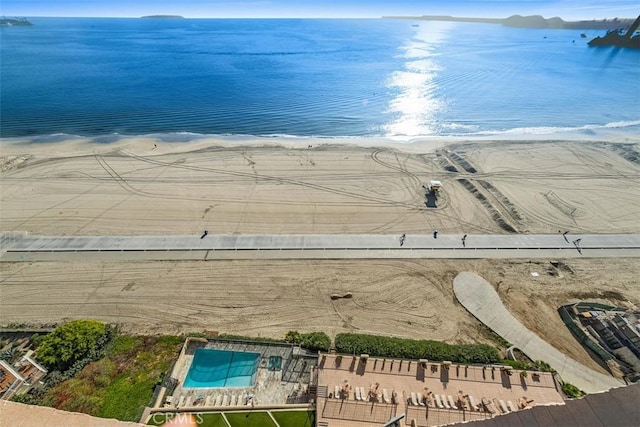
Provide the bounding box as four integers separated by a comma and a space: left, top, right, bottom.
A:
2, 121, 639, 158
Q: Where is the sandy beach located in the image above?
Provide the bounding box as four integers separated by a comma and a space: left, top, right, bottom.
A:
2, 135, 639, 235
1, 135, 640, 375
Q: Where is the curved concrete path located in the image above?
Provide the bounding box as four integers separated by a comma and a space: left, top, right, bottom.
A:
453, 272, 623, 394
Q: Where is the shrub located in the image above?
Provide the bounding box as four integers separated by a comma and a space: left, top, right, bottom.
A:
299, 332, 331, 352
31, 333, 44, 349
282, 331, 331, 352
334, 333, 501, 364
284, 331, 302, 343
36, 320, 109, 371
561, 382, 585, 398
501, 359, 556, 372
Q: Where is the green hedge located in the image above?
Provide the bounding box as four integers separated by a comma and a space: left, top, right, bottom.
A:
334, 333, 501, 364
215, 331, 331, 352
501, 359, 555, 372
284, 331, 331, 352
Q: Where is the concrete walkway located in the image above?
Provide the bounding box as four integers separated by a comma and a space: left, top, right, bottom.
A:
2, 233, 640, 262
453, 272, 624, 394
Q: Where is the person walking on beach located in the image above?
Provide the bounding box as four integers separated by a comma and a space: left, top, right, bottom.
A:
433, 230, 438, 239
462, 234, 467, 247
400, 233, 406, 246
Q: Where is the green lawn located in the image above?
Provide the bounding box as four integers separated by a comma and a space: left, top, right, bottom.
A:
147, 411, 296, 427
271, 410, 315, 427
224, 411, 277, 427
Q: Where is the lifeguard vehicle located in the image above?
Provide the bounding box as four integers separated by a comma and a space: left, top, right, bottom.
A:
428, 180, 442, 195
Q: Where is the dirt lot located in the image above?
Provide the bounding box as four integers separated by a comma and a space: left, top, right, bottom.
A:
1, 137, 639, 377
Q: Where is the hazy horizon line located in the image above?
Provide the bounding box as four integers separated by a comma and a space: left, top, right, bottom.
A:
6, 13, 637, 20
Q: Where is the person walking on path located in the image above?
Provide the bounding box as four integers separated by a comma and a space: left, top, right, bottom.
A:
572, 238, 582, 254
433, 230, 438, 239
462, 234, 467, 247
562, 230, 569, 242
400, 233, 406, 246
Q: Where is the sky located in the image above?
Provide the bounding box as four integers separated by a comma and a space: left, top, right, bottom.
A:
1, 0, 638, 20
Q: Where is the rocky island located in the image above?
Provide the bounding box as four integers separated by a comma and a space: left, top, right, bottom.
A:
0, 17, 33, 26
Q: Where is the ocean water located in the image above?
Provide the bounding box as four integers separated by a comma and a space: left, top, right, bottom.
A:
1, 17, 639, 140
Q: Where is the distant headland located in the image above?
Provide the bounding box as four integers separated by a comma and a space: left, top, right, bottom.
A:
0, 17, 33, 26
383, 14, 636, 31
140, 15, 185, 19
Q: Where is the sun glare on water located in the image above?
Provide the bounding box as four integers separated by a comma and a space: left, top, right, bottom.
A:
384, 23, 453, 137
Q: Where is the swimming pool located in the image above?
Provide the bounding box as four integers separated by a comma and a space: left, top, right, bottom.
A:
184, 349, 260, 388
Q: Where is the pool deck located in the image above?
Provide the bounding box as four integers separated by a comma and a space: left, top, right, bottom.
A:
315, 353, 565, 427
165, 339, 314, 410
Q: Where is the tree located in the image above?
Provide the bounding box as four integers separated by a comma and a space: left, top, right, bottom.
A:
36, 320, 108, 371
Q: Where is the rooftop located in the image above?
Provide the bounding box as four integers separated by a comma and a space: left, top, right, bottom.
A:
315, 353, 564, 427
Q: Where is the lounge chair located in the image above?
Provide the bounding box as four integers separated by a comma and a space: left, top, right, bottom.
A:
361, 387, 368, 401
382, 389, 390, 403
448, 395, 458, 409
483, 398, 497, 414
441, 395, 451, 409
417, 392, 426, 406
354, 387, 362, 401
507, 400, 517, 412
410, 392, 419, 406
205, 396, 212, 406
335, 385, 341, 399
426, 393, 435, 408
214, 394, 222, 407
468, 395, 478, 411
185, 395, 194, 407
221, 395, 229, 406
434, 394, 444, 409
498, 399, 509, 413
176, 394, 185, 408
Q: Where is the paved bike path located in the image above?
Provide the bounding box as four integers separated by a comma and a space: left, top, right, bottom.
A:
2, 233, 639, 261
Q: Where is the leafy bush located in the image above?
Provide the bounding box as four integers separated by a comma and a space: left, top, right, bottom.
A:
284, 331, 302, 343
283, 331, 331, 352
334, 333, 501, 364
561, 382, 585, 398
36, 320, 110, 371
299, 332, 331, 352
532, 360, 555, 372
30, 333, 44, 349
